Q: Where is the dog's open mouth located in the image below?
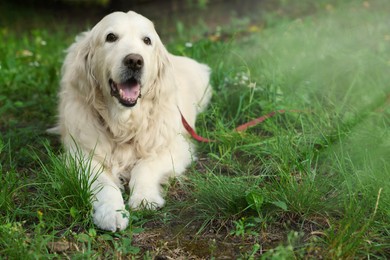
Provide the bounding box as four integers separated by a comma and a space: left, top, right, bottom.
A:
109, 78, 141, 107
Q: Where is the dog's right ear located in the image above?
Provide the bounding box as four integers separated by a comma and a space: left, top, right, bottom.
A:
61, 31, 97, 103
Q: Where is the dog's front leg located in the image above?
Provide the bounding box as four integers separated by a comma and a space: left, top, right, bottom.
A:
90, 169, 129, 231
128, 159, 166, 210
128, 139, 193, 210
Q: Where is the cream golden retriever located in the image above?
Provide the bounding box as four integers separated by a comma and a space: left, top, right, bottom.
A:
55, 11, 211, 231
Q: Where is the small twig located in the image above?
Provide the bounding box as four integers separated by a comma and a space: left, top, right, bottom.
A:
373, 187, 382, 217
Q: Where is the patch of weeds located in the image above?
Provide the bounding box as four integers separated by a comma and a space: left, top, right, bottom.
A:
246, 189, 288, 216
0, 212, 55, 259
74, 228, 142, 257
0, 222, 34, 258
69, 213, 144, 258
260, 231, 304, 259
230, 217, 261, 238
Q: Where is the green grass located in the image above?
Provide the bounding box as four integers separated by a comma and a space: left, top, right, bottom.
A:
1, 0, 390, 258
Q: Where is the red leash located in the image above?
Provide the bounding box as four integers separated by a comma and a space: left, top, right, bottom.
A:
180, 109, 300, 143
234, 109, 287, 132
181, 111, 215, 143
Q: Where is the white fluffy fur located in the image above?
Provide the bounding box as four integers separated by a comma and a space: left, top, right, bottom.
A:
56, 11, 211, 231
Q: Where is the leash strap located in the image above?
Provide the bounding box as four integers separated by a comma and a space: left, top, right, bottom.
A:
180, 109, 301, 143
234, 109, 287, 131
180, 111, 215, 143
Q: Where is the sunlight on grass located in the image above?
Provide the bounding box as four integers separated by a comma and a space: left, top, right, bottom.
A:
186, 1, 390, 257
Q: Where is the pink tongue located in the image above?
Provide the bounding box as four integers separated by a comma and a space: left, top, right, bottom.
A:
118, 82, 140, 101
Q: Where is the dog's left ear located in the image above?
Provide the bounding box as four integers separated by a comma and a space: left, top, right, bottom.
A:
149, 38, 177, 100
156, 40, 170, 78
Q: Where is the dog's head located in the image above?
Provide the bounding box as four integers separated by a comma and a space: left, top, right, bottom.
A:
63, 11, 171, 109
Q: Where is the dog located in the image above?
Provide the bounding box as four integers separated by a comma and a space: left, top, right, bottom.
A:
55, 11, 211, 231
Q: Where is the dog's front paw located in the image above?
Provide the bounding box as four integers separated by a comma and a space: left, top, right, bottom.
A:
129, 192, 165, 210
93, 203, 129, 232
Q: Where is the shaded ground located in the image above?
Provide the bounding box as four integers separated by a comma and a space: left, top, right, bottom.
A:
1, 0, 265, 38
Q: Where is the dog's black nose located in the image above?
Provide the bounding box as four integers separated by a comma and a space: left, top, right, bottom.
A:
123, 54, 144, 71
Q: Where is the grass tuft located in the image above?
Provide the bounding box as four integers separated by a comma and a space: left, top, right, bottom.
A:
32, 144, 99, 231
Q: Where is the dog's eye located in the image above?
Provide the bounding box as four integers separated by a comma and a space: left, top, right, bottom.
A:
143, 37, 152, 45
106, 33, 118, 43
